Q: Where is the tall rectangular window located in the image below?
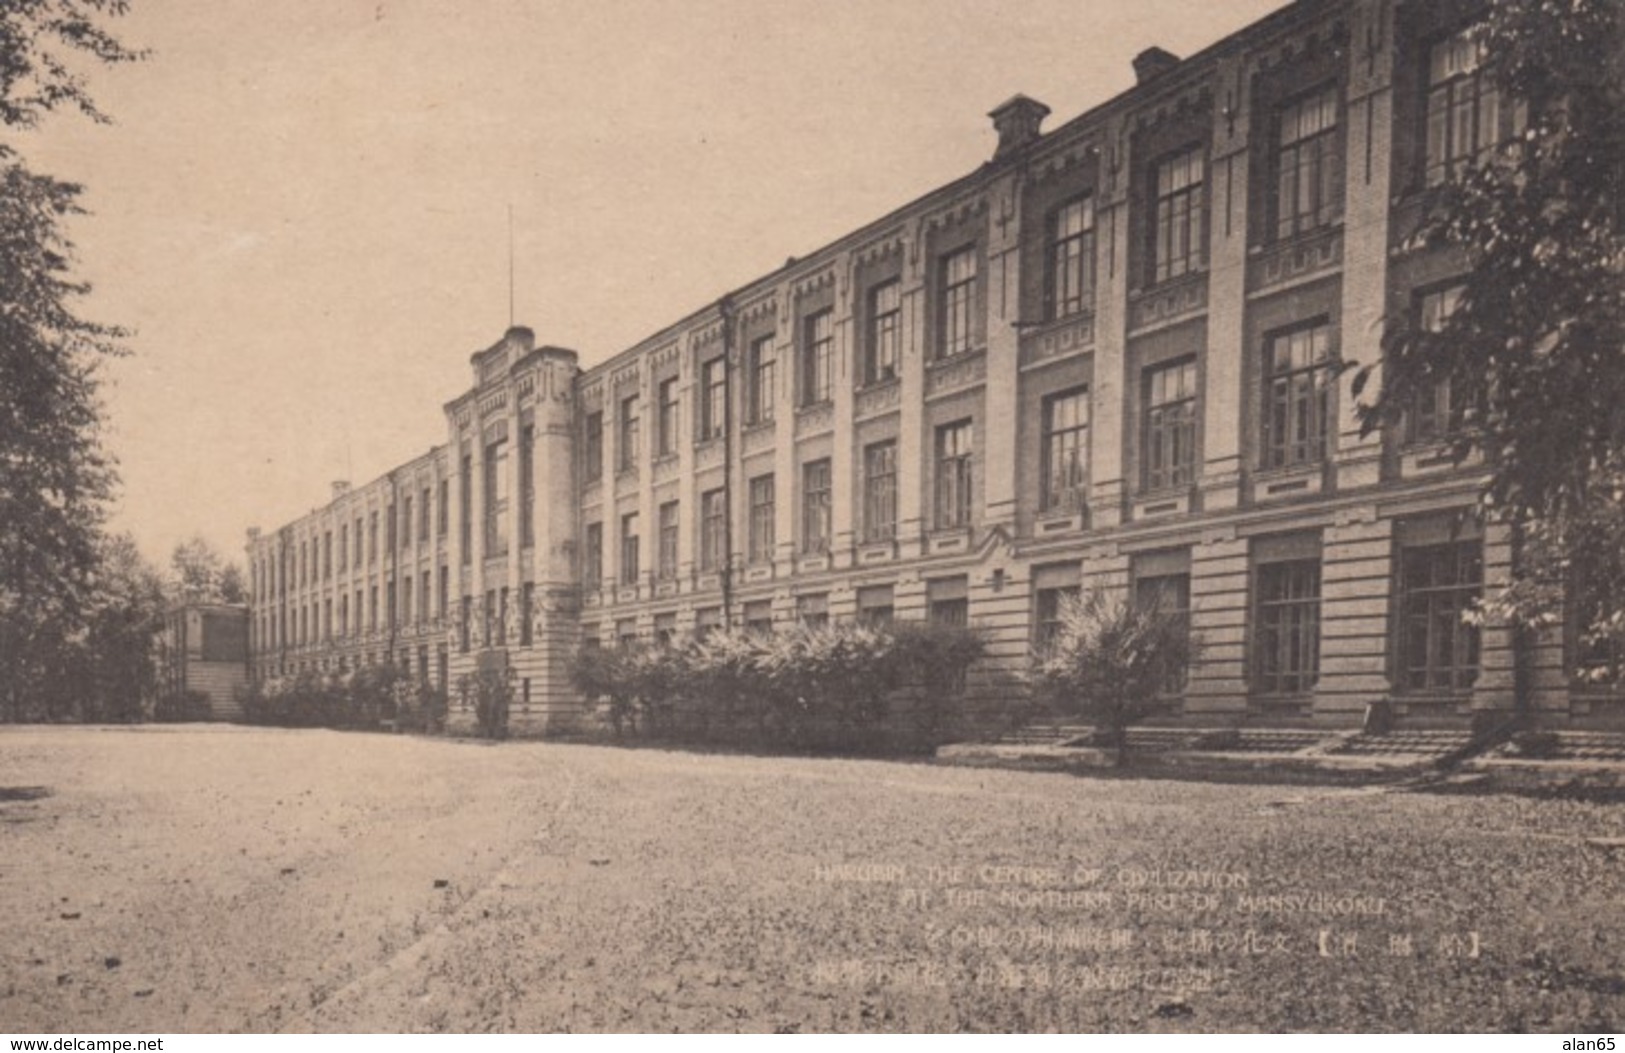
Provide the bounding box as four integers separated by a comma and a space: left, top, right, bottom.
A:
700, 488, 726, 572
1398, 536, 1482, 692
582, 411, 603, 483
437, 479, 448, 537
387, 504, 397, 553
339, 524, 348, 572
927, 576, 969, 627
657, 500, 679, 581
437, 566, 447, 618
618, 395, 640, 473
520, 583, 534, 646
323, 532, 332, 579
419, 486, 431, 542
700, 357, 726, 440
1409, 284, 1467, 444
1262, 320, 1334, 470
1275, 85, 1342, 240
1047, 196, 1095, 319
1041, 387, 1089, 512
458, 453, 471, 562
1254, 556, 1322, 695
1145, 359, 1198, 490
857, 584, 895, 628
866, 280, 901, 384
459, 596, 470, 653
796, 593, 829, 630
748, 474, 775, 564
519, 424, 534, 548
656, 377, 679, 456
401, 498, 412, 550
1425, 25, 1503, 186
369, 512, 378, 565
802, 310, 833, 406
484, 428, 510, 556
1134, 549, 1192, 693
619, 512, 639, 586
420, 569, 430, 622
1033, 563, 1082, 649
747, 335, 776, 424
1152, 146, 1206, 284
939, 247, 978, 358
935, 420, 974, 530
401, 577, 412, 628
863, 440, 897, 542
583, 521, 603, 588
801, 458, 831, 554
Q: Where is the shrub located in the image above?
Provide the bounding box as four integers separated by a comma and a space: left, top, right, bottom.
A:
1509, 729, 1561, 759
460, 666, 514, 740
154, 688, 212, 723
1029, 587, 1197, 766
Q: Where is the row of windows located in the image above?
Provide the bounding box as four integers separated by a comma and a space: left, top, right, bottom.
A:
257, 566, 453, 649
254, 480, 452, 600
1030, 532, 1483, 698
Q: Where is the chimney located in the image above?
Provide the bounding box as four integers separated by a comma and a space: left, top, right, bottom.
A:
331, 480, 351, 500
1133, 46, 1181, 84
988, 95, 1051, 161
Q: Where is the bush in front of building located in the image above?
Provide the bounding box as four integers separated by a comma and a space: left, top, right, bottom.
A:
1029, 587, 1196, 766
238, 664, 428, 731
459, 666, 513, 740
571, 620, 985, 753
153, 688, 213, 723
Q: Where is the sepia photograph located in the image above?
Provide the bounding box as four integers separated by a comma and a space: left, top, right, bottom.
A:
2, 0, 1623, 1038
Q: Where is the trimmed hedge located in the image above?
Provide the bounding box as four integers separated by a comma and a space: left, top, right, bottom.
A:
570, 620, 986, 753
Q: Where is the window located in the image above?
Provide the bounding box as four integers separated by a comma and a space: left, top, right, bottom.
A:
369, 512, 378, 564
935, 420, 974, 530
1397, 535, 1482, 692
801, 458, 832, 554
620, 513, 639, 585
1425, 25, 1505, 186
483, 589, 495, 646
653, 613, 676, 649
387, 504, 397, 553
420, 569, 430, 622
1047, 196, 1095, 319
1041, 388, 1089, 512
797, 593, 829, 629
459, 597, 471, 653
437, 479, 448, 537
583, 521, 603, 588
866, 280, 901, 384
519, 424, 534, 548
747, 335, 776, 425
863, 440, 897, 542
1253, 555, 1321, 695
743, 600, 774, 636
401, 498, 412, 550
1151, 146, 1206, 284
339, 524, 348, 572
928, 576, 969, 627
939, 247, 978, 358
616, 619, 638, 648
748, 474, 775, 564
857, 584, 894, 628
484, 427, 509, 556
1033, 563, 1081, 648
656, 377, 679, 456
419, 487, 431, 543
582, 411, 603, 484
1275, 85, 1342, 240
1262, 320, 1334, 470
339, 594, 349, 637
694, 608, 722, 642
618, 395, 640, 473
388, 580, 397, 627
657, 500, 679, 581
369, 586, 378, 631
802, 310, 833, 406
700, 357, 726, 440
1409, 284, 1468, 444
401, 577, 412, 627
458, 452, 472, 562
520, 583, 534, 646
499, 587, 509, 646
1134, 549, 1192, 693
1145, 359, 1198, 490
700, 488, 726, 572
438, 566, 447, 619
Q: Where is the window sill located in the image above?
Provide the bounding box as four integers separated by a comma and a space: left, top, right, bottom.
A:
1034, 509, 1086, 536
857, 372, 899, 391
741, 418, 775, 434
1254, 463, 1324, 500
1133, 488, 1190, 520
1399, 443, 1479, 479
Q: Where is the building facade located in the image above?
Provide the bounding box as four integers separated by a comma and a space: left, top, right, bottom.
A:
158, 603, 250, 720
247, 0, 1619, 736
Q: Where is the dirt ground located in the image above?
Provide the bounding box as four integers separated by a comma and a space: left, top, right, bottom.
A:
0, 725, 1621, 1033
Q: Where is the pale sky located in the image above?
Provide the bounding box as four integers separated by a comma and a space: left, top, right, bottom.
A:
29, 0, 1286, 568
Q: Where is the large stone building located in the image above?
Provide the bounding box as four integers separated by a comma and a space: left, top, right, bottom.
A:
246, 0, 1618, 736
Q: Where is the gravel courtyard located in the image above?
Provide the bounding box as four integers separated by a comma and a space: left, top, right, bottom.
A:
0, 725, 1620, 1033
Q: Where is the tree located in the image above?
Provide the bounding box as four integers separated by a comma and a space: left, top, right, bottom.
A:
0, 1, 141, 721
1353, 1, 1625, 680
78, 532, 168, 722
169, 534, 245, 604
1029, 588, 1196, 766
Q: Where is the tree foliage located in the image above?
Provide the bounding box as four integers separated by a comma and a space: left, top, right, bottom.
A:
0, 0, 140, 721
1354, 0, 1625, 667
169, 534, 247, 604
1028, 588, 1196, 766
